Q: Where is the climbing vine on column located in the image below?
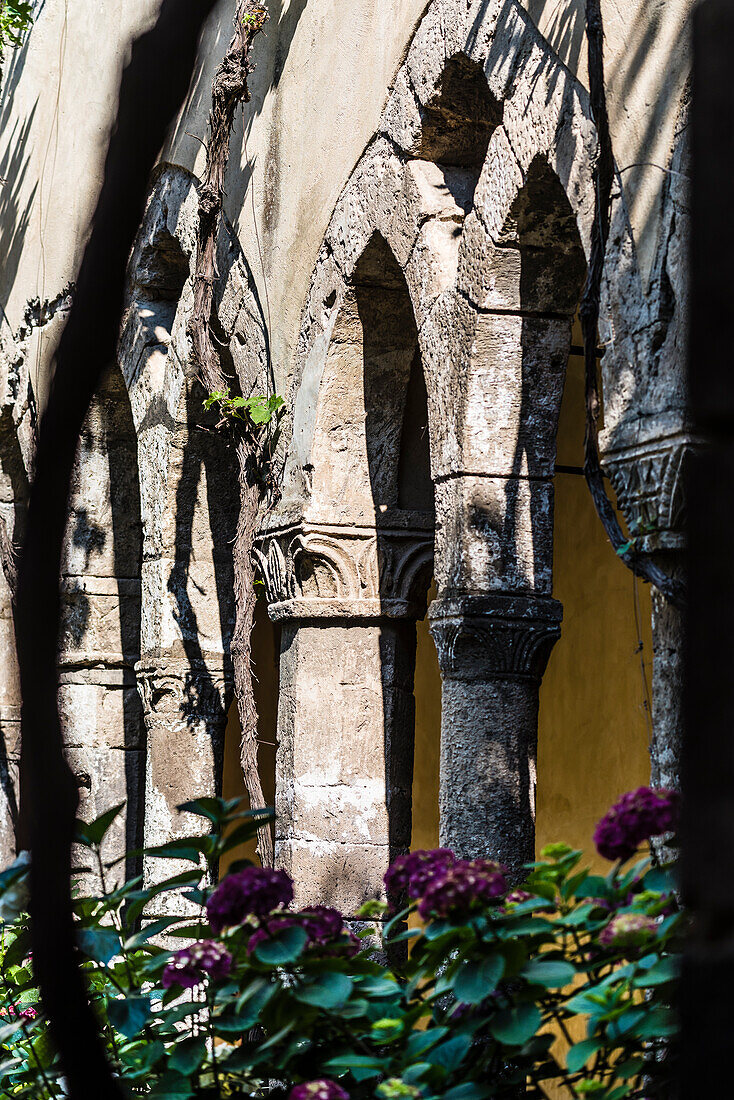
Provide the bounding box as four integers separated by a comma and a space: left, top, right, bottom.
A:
188, 1, 280, 866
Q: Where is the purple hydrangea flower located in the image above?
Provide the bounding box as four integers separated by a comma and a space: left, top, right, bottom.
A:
598, 912, 658, 950
289, 1081, 350, 1100
206, 866, 293, 932
505, 890, 533, 905
248, 905, 357, 957
594, 787, 679, 862
384, 849, 455, 899
19, 1006, 38, 1020
418, 858, 507, 920
161, 940, 233, 990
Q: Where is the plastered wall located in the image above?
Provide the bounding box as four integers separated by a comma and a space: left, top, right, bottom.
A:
2, 0, 691, 402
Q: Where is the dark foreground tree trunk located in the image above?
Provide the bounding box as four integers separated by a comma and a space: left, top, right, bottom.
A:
680, 2, 734, 1095
15, 2, 215, 1095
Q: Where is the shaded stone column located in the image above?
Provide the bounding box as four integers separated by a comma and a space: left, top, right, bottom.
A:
604, 423, 700, 792
256, 518, 433, 915
136, 659, 229, 847
430, 593, 561, 876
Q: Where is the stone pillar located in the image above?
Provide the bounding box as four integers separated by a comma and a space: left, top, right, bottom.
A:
59, 577, 144, 875
58, 368, 144, 880
136, 658, 229, 849
603, 423, 699, 792
256, 518, 433, 915
430, 593, 561, 876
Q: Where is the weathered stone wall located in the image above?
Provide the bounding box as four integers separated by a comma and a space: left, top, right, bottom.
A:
0, 0, 692, 892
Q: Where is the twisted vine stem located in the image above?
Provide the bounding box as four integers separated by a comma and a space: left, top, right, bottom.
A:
187, 1, 275, 865
581, 0, 685, 611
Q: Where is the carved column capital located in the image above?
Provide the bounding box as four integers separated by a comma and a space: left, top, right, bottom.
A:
429, 593, 563, 682
135, 658, 232, 732
602, 424, 704, 552
254, 516, 434, 622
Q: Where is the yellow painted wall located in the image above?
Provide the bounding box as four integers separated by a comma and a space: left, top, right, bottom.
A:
536, 349, 653, 870
412, 584, 442, 851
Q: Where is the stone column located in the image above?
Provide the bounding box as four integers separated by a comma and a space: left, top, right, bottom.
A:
59, 577, 144, 876
256, 518, 433, 915
603, 422, 699, 792
136, 658, 229, 852
430, 593, 561, 877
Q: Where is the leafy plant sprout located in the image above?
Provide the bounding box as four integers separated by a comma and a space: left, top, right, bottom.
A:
203, 387, 285, 429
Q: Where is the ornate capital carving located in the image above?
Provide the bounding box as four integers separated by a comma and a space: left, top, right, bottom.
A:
603, 427, 703, 552
254, 517, 434, 621
135, 658, 231, 730
429, 593, 563, 682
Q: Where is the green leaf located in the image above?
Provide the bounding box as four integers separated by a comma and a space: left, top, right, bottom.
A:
636, 1006, 677, 1039
402, 1063, 433, 1084
490, 1004, 542, 1047
145, 836, 212, 863
522, 959, 576, 988
2, 929, 31, 969
431, 1033, 474, 1073
75, 803, 125, 847
566, 1038, 601, 1073
443, 1085, 490, 1100
325, 1053, 384, 1074
453, 955, 505, 1004
176, 797, 226, 823
356, 975, 400, 997
294, 972, 353, 1010
77, 927, 120, 965
235, 976, 276, 1016
254, 925, 308, 965
148, 1071, 195, 1099
124, 917, 183, 950
30, 1030, 57, 1070
108, 995, 152, 1038
406, 1028, 448, 1059
169, 1035, 207, 1076
632, 955, 679, 987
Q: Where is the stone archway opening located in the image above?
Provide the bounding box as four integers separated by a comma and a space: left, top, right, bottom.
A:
264, 232, 436, 912
418, 52, 501, 175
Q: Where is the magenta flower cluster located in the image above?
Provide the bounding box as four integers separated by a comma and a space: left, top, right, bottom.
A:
419, 858, 508, 919
161, 940, 233, 990
248, 906, 357, 956
206, 866, 293, 932
289, 1081, 350, 1100
384, 849, 455, 900
593, 786, 679, 862
384, 849, 508, 919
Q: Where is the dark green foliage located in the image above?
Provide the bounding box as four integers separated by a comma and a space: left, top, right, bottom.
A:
0, 800, 681, 1098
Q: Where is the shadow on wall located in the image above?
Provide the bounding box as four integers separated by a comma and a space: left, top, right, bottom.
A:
61, 363, 145, 877
0, 66, 38, 326
501, 155, 586, 591
221, 599, 279, 871
166, 0, 309, 227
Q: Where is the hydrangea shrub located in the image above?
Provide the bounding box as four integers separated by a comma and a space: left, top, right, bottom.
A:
0, 787, 681, 1098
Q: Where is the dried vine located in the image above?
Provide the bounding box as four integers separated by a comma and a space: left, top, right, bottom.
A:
188, 1, 275, 865
581, 0, 685, 610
